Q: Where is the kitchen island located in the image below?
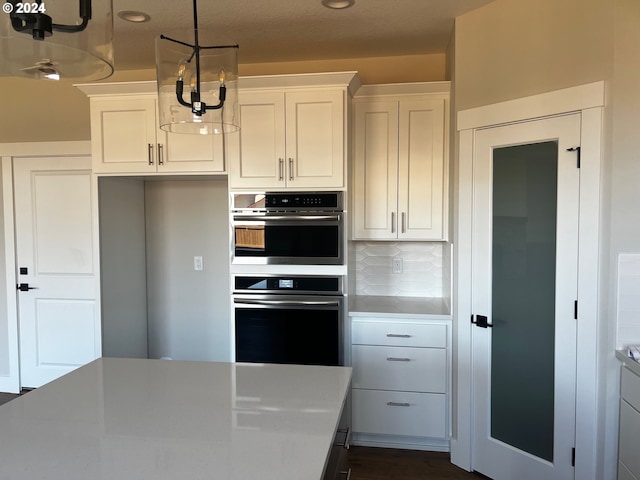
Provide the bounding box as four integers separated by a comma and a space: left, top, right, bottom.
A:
0, 358, 352, 480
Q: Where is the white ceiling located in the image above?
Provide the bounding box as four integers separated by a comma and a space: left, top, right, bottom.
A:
111, 0, 495, 70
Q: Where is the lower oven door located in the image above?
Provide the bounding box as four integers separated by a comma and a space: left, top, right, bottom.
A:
234, 294, 344, 366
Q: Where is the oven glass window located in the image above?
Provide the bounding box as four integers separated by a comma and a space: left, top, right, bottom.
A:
234, 224, 339, 258
235, 307, 340, 366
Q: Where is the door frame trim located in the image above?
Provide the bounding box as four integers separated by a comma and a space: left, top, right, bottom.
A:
452, 82, 604, 479
0, 141, 91, 393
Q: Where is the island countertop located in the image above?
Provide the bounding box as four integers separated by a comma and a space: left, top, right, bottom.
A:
0, 357, 352, 480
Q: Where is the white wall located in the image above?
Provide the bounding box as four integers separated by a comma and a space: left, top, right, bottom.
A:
145, 178, 231, 362
453, 0, 633, 478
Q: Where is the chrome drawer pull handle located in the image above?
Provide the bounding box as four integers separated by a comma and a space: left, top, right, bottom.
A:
386, 357, 411, 362
387, 401, 411, 407
386, 333, 412, 338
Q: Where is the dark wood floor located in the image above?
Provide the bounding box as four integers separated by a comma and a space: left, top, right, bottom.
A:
1, 393, 484, 479
348, 446, 485, 480
0, 392, 19, 406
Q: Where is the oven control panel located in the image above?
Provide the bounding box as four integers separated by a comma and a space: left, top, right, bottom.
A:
234, 276, 343, 294
265, 193, 340, 209
232, 192, 343, 211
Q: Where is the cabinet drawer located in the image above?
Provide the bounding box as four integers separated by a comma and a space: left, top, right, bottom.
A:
620, 399, 640, 478
352, 389, 446, 438
352, 321, 446, 348
352, 345, 446, 393
622, 367, 640, 412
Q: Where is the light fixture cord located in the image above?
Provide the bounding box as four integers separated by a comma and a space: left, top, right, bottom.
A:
193, 0, 201, 97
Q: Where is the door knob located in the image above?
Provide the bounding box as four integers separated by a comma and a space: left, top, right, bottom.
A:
17, 283, 38, 292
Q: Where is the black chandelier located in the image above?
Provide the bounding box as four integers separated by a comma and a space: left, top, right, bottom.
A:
156, 0, 239, 135
0, 0, 114, 80
9, 0, 91, 39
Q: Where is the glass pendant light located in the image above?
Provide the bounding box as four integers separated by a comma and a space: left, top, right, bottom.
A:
0, 0, 114, 81
155, 0, 239, 135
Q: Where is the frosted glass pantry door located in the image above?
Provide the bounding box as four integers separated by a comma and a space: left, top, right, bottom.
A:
471, 114, 580, 480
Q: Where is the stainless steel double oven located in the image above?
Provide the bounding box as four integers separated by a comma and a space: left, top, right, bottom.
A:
231, 192, 347, 367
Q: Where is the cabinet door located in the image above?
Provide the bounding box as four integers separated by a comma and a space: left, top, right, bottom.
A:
397, 99, 445, 240
284, 90, 345, 188
160, 130, 225, 173
90, 97, 157, 174
228, 91, 286, 189
352, 101, 399, 239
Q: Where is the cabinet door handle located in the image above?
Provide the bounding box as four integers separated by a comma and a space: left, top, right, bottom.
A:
401, 212, 406, 233
335, 426, 351, 448
157, 143, 164, 165
391, 212, 396, 233
386, 333, 411, 338
386, 357, 411, 362
148, 143, 154, 165
386, 402, 411, 407
338, 468, 352, 479
288, 158, 294, 181
278, 158, 284, 181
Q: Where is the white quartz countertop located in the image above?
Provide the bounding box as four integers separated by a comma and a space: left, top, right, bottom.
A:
348, 295, 451, 319
616, 349, 640, 377
0, 358, 352, 480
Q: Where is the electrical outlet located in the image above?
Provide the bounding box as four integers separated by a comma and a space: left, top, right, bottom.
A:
392, 257, 403, 274
193, 256, 203, 271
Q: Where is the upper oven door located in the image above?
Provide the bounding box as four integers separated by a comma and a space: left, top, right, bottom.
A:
232, 213, 344, 265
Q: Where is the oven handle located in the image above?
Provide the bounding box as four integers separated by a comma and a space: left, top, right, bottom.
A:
233, 214, 341, 222
234, 298, 341, 307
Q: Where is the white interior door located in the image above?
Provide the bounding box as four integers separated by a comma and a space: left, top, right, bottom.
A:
13, 156, 100, 388
472, 114, 580, 479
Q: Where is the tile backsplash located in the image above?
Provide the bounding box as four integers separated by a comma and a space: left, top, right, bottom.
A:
351, 241, 447, 297
617, 253, 640, 348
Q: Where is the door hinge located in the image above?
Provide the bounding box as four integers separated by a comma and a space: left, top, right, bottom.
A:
571, 447, 576, 467
567, 146, 581, 168
574, 300, 578, 320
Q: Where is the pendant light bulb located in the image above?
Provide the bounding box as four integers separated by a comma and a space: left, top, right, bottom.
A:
177, 60, 188, 80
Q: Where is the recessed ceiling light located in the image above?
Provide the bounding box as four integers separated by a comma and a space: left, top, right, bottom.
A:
117, 10, 151, 23
321, 0, 355, 9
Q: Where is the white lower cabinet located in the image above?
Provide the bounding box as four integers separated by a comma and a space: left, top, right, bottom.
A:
619, 365, 640, 480
352, 389, 446, 439
350, 317, 450, 451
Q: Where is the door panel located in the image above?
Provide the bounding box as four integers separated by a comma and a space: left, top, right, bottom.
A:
228, 91, 285, 188
398, 99, 445, 239
472, 114, 580, 480
285, 90, 344, 188
13, 156, 100, 388
353, 101, 399, 239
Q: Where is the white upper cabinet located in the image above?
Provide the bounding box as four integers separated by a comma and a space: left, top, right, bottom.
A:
228, 72, 360, 190
352, 83, 449, 241
78, 83, 224, 175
